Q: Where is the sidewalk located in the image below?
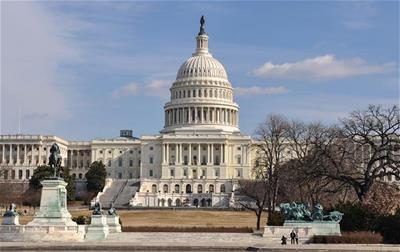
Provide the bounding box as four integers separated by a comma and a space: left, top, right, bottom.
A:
1, 232, 399, 251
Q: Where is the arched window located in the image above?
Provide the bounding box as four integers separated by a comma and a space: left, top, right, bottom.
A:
175, 198, 182, 206
79, 173, 83, 179
18, 170, 23, 179
25, 170, 30, 179
197, 184, 203, 194
174, 184, 180, 193
168, 198, 172, 207
209, 184, 214, 193
161, 198, 166, 207
186, 184, 192, 193
151, 184, 157, 193
163, 184, 169, 193
220, 184, 226, 193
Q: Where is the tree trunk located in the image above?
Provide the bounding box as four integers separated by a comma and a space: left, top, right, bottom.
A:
256, 212, 261, 230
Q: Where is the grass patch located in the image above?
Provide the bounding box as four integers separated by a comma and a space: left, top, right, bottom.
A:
310, 231, 383, 244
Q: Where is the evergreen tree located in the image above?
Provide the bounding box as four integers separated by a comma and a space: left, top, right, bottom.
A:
85, 161, 106, 194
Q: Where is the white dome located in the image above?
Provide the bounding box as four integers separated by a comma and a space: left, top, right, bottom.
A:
176, 55, 228, 80
161, 19, 240, 134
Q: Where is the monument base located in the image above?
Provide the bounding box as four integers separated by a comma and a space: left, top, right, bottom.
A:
263, 221, 341, 243
106, 215, 122, 233
0, 178, 85, 242
27, 179, 77, 227
284, 220, 341, 236
85, 215, 109, 240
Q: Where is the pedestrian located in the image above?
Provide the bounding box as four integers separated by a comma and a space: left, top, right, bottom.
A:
290, 230, 296, 244
281, 235, 287, 245
295, 231, 299, 244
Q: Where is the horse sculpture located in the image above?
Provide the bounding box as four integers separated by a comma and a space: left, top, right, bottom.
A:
280, 202, 343, 223
49, 143, 62, 178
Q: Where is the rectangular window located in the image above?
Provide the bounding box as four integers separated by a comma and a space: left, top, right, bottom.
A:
149, 157, 153, 164
237, 156, 241, 164
129, 160, 133, 167
170, 169, 175, 177
183, 168, 187, 177
149, 170, 153, 177
202, 169, 206, 176
215, 169, 220, 177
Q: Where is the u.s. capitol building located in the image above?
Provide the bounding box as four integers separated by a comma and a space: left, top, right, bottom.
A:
0, 19, 253, 208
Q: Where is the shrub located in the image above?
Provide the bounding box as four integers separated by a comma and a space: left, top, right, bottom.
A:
121, 226, 252, 233
311, 231, 383, 244
267, 211, 284, 226
374, 209, 400, 244
334, 201, 375, 231
72, 215, 91, 225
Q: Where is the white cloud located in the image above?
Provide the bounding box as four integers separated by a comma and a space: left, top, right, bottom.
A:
253, 54, 395, 81
1, 2, 82, 134
112, 79, 171, 98
235, 86, 289, 96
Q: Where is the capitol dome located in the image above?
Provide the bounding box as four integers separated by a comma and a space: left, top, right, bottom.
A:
162, 17, 240, 134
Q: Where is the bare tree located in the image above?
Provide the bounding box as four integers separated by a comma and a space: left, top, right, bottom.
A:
311, 105, 400, 202
236, 179, 268, 230
283, 121, 355, 206
252, 114, 289, 214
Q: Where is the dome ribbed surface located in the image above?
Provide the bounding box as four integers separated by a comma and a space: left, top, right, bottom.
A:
176, 55, 228, 80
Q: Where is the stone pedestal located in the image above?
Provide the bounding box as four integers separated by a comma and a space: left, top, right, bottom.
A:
27, 179, 77, 227
284, 220, 341, 236
85, 215, 109, 240
106, 215, 122, 233
12, 178, 86, 241
2, 215, 20, 225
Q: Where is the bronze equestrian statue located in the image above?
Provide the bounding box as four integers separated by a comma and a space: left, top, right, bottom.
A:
49, 143, 62, 178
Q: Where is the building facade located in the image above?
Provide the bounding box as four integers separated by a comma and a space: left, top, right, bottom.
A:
0, 20, 252, 207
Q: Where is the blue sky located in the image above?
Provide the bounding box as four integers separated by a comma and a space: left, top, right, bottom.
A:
1, 1, 398, 140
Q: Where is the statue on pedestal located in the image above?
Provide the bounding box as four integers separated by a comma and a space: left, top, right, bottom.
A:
2, 203, 20, 225
92, 202, 103, 215
108, 203, 117, 216
49, 143, 62, 178
3, 203, 18, 217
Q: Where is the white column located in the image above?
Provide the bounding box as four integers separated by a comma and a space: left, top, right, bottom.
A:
163, 144, 166, 164
166, 144, 170, 165
16, 145, 20, 165
207, 144, 210, 165
201, 107, 204, 123
194, 107, 197, 123
179, 144, 183, 165
211, 144, 214, 165
198, 144, 201, 165
188, 107, 191, 123
23, 145, 27, 165
175, 143, 178, 165
224, 144, 228, 165
188, 144, 192, 165
9, 144, 12, 164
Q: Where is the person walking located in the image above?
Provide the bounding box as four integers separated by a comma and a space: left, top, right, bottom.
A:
290, 230, 296, 244
295, 231, 299, 244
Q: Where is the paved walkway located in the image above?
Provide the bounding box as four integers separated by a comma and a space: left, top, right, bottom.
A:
1, 232, 399, 251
